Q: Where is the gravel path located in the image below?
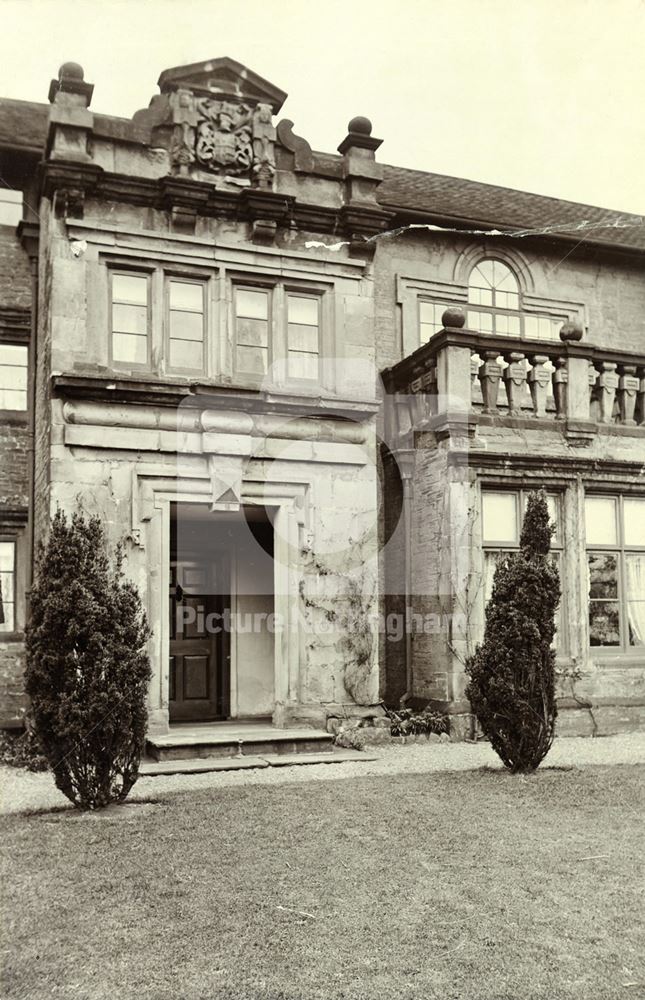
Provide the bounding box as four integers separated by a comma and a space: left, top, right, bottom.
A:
2, 732, 644, 816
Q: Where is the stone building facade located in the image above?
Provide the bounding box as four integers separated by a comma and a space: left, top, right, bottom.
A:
0, 57, 643, 738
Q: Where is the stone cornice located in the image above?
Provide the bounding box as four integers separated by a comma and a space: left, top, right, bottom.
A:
51, 373, 379, 420
39, 159, 394, 239
447, 449, 645, 479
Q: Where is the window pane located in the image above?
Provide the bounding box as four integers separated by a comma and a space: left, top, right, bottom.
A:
236, 317, 268, 348
585, 497, 617, 545
169, 311, 204, 342
112, 333, 147, 364
624, 499, 645, 546
626, 554, 645, 600
0, 363, 27, 391
468, 310, 493, 333
589, 601, 620, 646
0, 542, 15, 633
492, 261, 517, 291
0, 390, 26, 409
287, 295, 318, 326
112, 274, 148, 305
0, 344, 28, 367
236, 288, 268, 320
0, 542, 14, 573
169, 281, 203, 311
288, 352, 319, 380
170, 339, 203, 370
0, 343, 28, 410
482, 492, 518, 544
236, 345, 268, 375
588, 553, 618, 599
112, 302, 147, 335
471, 261, 494, 288
0, 189, 22, 227
468, 287, 493, 307
628, 604, 645, 646
288, 323, 319, 354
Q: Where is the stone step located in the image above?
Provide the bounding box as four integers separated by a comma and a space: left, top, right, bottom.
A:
146, 725, 334, 762
140, 748, 375, 777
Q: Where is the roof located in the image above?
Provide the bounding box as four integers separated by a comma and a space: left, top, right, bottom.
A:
378, 164, 645, 252
0, 97, 642, 254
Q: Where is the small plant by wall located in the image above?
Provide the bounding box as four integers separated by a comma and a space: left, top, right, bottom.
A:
25, 509, 152, 809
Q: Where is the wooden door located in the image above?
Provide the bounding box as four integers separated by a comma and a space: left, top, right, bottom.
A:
169, 559, 230, 722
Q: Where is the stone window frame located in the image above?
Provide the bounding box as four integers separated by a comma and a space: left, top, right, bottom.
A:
229, 272, 329, 391
584, 492, 645, 655
0, 515, 27, 640
164, 272, 209, 377
103, 255, 335, 392
480, 486, 566, 653
0, 338, 29, 415
0, 538, 16, 634
108, 265, 154, 372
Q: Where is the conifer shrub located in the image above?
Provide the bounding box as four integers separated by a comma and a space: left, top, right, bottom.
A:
465, 490, 560, 773
25, 510, 151, 809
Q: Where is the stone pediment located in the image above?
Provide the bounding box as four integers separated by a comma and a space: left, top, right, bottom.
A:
157, 57, 287, 115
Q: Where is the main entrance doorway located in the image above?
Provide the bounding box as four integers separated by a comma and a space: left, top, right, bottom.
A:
169, 503, 275, 724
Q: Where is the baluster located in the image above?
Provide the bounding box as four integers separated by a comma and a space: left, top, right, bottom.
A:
502, 351, 526, 415
470, 353, 481, 390
597, 361, 619, 423
527, 354, 551, 417
426, 362, 439, 416
478, 350, 502, 414
618, 364, 639, 425
588, 363, 599, 419
638, 366, 645, 426
553, 356, 568, 419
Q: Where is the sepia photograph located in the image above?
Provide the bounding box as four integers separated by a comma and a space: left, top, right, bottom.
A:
0, 0, 644, 997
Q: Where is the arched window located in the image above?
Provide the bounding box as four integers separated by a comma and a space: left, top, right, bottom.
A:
465, 258, 565, 339
467, 259, 521, 336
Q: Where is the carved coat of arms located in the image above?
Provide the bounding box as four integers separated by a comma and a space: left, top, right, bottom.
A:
168, 89, 276, 187
195, 100, 253, 173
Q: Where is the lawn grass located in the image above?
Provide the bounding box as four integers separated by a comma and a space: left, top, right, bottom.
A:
1, 764, 643, 1000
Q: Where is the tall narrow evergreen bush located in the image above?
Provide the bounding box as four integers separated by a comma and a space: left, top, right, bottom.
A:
25, 510, 151, 809
465, 490, 560, 772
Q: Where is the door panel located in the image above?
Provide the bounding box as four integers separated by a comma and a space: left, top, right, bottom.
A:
169, 559, 230, 722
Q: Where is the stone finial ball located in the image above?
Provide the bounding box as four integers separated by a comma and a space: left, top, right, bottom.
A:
559, 319, 584, 342
348, 116, 372, 135
442, 306, 466, 329
59, 62, 84, 81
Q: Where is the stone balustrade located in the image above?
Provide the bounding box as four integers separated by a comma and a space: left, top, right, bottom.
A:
382, 311, 645, 441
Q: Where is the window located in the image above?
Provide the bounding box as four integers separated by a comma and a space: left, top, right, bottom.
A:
0, 541, 15, 633
466, 259, 564, 340
167, 278, 206, 372
287, 293, 320, 380
482, 489, 563, 647
585, 495, 645, 650
0, 343, 28, 410
234, 283, 322, 382
0, 189, 22, 227
110, 272, 150, 366
234, 286, 270, 376
419, 301, 446, 341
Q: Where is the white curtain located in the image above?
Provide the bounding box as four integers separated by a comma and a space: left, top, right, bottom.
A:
626, 554, 645, 646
